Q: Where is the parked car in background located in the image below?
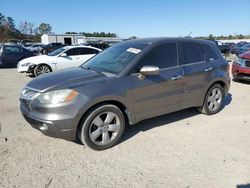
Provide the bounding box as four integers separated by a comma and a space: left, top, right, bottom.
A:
230, 41, 248, 54
232, 50, 250, 81
85, 42, 110, 50
0, 44, 36, 68
207, 40, 230, 55
235, 43, 250, 55
40, 42, 67, 54
19, 38, 230, 150
26, 43, 45, 55
17, 45, 101, 76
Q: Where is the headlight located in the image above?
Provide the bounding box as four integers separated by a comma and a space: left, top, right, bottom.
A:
21, 62, 34, 67
36, 89, 79, 104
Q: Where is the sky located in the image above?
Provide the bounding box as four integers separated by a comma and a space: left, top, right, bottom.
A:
1, 0, 250, 38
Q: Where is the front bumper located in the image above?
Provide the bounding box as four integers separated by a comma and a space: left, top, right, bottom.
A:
17, 63, 37, 73
19, 95, 89, 141
21, 111, 77, 141
232, 63, 250, 81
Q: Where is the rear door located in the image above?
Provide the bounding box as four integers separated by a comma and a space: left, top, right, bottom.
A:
178, 42, 208, 108
131, 42, 185, 121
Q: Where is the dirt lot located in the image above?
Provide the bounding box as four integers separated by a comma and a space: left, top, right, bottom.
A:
0, 67, 250, 188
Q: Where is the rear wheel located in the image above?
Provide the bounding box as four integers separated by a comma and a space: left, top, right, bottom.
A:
79, 104, 125, 150
198, 84, 224, 115
34, 64, 51, 77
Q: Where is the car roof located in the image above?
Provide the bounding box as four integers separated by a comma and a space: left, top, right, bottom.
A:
67, 45, 102, 51
122, 37, 216, 46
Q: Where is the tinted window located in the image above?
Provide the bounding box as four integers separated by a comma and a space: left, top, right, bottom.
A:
135, 43, 177, 71
79, 48, 97, 55
65, 48, 80, 56
202, 45, 219, 61
179, 43, 204, 65
4, 46, 23, 53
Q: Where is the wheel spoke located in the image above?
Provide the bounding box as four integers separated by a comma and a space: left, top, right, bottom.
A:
90, 128, 101, 141
208, 96, 214, 102
208, 102, 213, 110
102, 132, 110, 145
92, 115, 103, 127
213, 100, 219, 109
104, 112, 115, 124
108, 124, 120, 132
215, 92, 222, 100
211, 89, 217, 97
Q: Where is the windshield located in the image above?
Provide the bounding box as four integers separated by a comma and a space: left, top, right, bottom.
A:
81, 42, 149, 74
48, 47, 68, 56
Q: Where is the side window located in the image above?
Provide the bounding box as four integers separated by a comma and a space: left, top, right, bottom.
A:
202, 45, 219, 61
79, 48, 96, 55
179, 42, 204, 65
4, 46, 23, 53
135, 43, 177, 72
65, 48, 80, 56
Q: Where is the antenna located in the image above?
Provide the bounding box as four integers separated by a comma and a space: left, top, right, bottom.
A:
188, 31, 192, 37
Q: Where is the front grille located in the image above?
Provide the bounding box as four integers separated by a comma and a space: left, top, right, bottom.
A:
245, 60, 250, 68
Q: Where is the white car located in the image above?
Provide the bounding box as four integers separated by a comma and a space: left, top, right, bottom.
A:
17, 46, 101, 76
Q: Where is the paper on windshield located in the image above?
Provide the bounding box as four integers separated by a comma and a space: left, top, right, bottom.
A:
126, 47, 141, 54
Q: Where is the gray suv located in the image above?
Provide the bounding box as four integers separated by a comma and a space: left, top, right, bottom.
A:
20, 38, 230, 150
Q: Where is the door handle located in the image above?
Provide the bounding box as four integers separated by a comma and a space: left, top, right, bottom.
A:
171, 75, 182, 80
205, 67, 213, 72
75, 57, 80, 59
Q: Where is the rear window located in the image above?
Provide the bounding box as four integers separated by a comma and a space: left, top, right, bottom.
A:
179, 42, 204, 65
202, 45, 219, 61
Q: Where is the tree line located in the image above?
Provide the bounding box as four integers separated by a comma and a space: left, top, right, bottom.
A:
0, 12, 52, 42
196, 34, 250, 40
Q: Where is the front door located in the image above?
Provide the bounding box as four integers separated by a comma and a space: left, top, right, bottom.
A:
56, 47, 83, 70
130, 42, 185, 122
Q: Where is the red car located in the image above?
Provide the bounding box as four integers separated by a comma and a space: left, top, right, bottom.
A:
232, 50, 250, 81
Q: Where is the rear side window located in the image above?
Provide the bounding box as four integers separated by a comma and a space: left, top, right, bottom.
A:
136, 43, 177, 70
65, 48, 80, 56
4, 46, 23, 53
179, 42, 204, 65
202, 45, 219, 61
79, 48, 97, 55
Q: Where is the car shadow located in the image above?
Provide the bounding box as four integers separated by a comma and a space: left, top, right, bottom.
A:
120, 93, 232, 144
233, 79, 250, 85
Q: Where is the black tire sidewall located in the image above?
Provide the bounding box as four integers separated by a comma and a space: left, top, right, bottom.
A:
203, 84, 225, 115
80, 105, 125, 150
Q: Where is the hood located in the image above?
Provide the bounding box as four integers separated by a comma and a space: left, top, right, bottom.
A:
19, 55, 54, 64
26, 67, 106, 92
239, 51, 250, 59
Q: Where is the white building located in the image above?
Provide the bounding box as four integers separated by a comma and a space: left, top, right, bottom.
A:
41, 34, 125, 45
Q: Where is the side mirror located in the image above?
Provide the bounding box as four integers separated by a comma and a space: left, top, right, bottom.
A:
139, 65, 159, 80
60, 53, 67, 57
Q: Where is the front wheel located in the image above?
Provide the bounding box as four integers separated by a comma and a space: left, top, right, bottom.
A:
198, 84, 224, 115
79, 105, 125, 150
34, 64, 51, 77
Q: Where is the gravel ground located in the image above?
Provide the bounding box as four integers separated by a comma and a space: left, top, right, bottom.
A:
0, 66, 250, 188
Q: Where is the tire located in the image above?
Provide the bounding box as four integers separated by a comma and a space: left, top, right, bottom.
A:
42, 49, 48, 55
34, 64, 51, 77
198, 84, 225, 115
79, 104, 125, 150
